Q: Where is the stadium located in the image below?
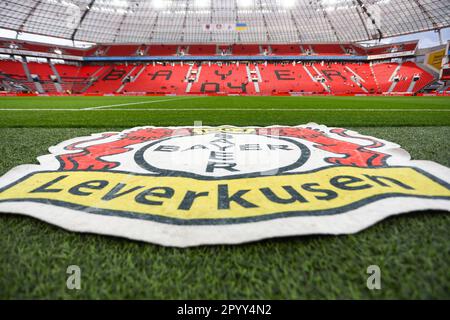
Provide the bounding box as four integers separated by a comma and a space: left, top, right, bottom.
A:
0, 0, 449, 300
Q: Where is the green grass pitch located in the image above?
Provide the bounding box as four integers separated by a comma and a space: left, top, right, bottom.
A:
0, 96, 449, 299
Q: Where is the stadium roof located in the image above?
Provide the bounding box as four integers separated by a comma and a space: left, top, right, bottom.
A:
0, 0, 449, 44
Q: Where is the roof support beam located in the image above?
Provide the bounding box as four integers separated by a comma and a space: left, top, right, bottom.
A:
113, 2, 134, 43
71, 0, 96, 42
180, 0, 190, 43
208, 0, 213, 42
315, 0, 341, 42
1, 0, 449, 44
148, 13, 160, 42
353, 0, 372, 40
355, 0, 383, 41
257, 0, 270, 42
235, 1, 241, 43
412, 0, 438, 29
18, 0, 42, 33
289, 11, 303, 43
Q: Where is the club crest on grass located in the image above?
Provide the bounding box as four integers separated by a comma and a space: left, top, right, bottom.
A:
0, 124, 449, 247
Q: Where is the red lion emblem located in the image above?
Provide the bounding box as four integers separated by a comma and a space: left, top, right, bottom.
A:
256, 127, 389, 167
58, 128, 192, 170
57, 127, 389, 170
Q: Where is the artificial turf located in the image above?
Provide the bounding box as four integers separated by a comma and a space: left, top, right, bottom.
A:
0, 96, 448, 127
0, 96, 449, 299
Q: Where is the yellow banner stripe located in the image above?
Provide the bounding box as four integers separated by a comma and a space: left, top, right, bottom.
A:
0, 167, 448, 222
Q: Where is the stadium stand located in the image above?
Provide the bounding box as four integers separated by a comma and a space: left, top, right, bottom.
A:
0, 39, 87, 57
123, 64, 190, 95
0, 60, 27, 77
270, 45, 301, 55
350, 45, 368, 56
317, 62, 365, 93
53, 64, 87, 93
148, 45, 179, 56
0, 39, 422, 58
391, 61, 435, 93
188, 45, 217, 56
188, 63, 255, 94
310, 44, 345, 56
84, 65, 134, 94
55, 64, 103, 91
346, 63, 379, 93
366, 41, 418, 56
258, 63, 324, 94
218, 45, 232, 55
20, 43, 51, 53
0, 60, 37, 92
0, 58, 435, 95
105, 45, 140, 56
0, 36, 437, 96
27, 62, 55, 80
61, 47, 88, 56
371, 62, 400, 92
231, 45, 261, 56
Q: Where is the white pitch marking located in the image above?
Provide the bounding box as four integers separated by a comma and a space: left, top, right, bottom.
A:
0, 108, 449, 112
82, 96, 201, 110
